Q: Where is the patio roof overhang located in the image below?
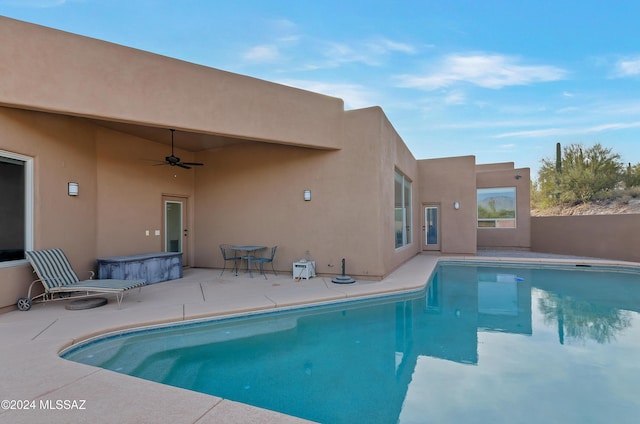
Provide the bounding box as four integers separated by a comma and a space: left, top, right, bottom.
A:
0, 16, 344, 152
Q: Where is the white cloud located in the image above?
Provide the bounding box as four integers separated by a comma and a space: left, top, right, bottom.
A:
493, 128, 566, 138
277, 79, 376, 109
586, 121, 640, 132
268, 18, 302, 44
597, 100, 640, 116
242, 45, 281, 63
323, 42, 366, 64
494, 121, 640, 138
613, 56, 640, 77
443, 90, 467, 105
395, 53, 567, 90
366, 37, 416, 55
270, 18, 297, 32
301, 37, 417, 70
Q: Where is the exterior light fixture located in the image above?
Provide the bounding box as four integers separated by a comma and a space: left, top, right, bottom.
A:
303, 190, 311, 201
68, 182, 79, 196
515, 174, 522, 179
453, 201, 460, 210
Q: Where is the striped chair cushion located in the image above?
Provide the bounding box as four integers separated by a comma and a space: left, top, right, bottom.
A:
25, 249, 80, 290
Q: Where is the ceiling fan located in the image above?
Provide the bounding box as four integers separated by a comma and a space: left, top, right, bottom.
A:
160, 129, 204, 169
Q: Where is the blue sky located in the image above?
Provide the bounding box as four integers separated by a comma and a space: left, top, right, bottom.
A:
2, 0, 640, 178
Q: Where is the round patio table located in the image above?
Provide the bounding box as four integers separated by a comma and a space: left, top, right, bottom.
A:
230, 246, 266, 278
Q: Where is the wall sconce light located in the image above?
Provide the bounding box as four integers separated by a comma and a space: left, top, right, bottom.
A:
68, 182, 79, 196
303, 190, 312, 201
515, 174, 522, 180
453, 201, 460, 210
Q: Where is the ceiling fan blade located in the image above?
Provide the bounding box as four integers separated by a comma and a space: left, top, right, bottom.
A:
176, 163, 191, 169
181, 162, 204, 166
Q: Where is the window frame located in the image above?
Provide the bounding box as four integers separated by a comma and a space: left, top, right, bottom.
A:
394, 169, 413, 248
0, 150, 34, 268
477, 187, 517, 229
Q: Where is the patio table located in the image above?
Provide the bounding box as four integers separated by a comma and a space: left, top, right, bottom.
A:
231, 245, 266, 278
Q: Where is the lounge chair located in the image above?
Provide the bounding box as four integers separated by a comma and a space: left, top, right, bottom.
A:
17, 248, 146, 311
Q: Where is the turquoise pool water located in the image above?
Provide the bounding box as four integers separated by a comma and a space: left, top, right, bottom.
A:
62, 262, 640, 423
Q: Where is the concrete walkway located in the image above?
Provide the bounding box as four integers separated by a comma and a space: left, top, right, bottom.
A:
1, 253, 636, 423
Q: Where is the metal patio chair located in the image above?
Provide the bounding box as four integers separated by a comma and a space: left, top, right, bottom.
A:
220, 244, 241, 276
252, 246, 278, 279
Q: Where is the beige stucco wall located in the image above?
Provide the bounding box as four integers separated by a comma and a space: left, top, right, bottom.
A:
193, 106, 419, 280
0, 108, 99, 309
0, 17, 532, 311
531, 215, 640, 262
94, 128, 195, 258
0, 107, 197, 307
476, 166, 531, 250
377, 109, 421, 273
0, 104, 421, 309
0, 16, 344, 150
475, 162, 515, 172
417, 156, 477, 254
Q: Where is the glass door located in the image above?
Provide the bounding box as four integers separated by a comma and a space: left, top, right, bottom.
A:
423, 205, 440, 251
163, 196, 188, 265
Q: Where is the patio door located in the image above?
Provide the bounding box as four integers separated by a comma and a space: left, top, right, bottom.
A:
423, 204, 440, 251
163, 195, 188, 266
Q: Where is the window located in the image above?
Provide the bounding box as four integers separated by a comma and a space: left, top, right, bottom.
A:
477, 187, 516, 228
0, 151, 33, 264
394, 169, 412, 248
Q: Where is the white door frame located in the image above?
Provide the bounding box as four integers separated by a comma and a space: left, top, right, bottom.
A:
162, 195, 188, 266
423, 204, 440, 251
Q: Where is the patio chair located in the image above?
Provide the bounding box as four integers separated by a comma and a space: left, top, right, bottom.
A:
220, 244, 241, 276
253, 246, 278, 279
17, 248, 146, 311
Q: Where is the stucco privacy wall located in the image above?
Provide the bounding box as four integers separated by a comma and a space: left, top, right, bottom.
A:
476, 165, 531, 249
0, 16, 344, 150
417, 156, 477, 254
532, 215, 640, 263
193, 107, 420, 280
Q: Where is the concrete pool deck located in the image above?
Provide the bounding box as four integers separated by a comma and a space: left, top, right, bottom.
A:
1, 252, 638, 423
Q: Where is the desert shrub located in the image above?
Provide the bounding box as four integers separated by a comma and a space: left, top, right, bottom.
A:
537, 143, 623, 206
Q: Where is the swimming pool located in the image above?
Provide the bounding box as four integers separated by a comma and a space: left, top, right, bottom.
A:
62, 262, 640, 423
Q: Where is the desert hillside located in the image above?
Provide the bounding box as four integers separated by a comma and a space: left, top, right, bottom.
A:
531, 199, 640, 216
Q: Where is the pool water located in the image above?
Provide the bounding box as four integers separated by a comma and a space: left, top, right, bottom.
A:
62, 263, 640, 423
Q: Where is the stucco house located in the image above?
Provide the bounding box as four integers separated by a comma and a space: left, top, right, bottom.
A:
0, 16, 530, 311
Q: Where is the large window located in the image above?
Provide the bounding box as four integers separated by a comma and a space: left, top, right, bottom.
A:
477, 187, 516, 228
0, 151, 33, 264
395, 169, 412, 248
